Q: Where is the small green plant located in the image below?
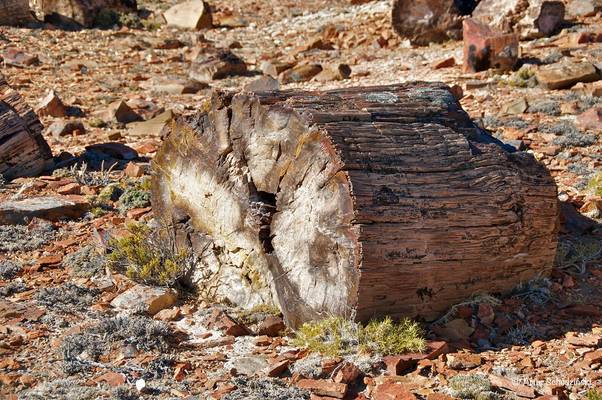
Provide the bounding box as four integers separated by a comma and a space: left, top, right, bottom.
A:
586, 389, 602, 400
359, 317, 426, 355
293, 317, 359, 357
108, 223, 193, 286
293, 316, 426, 357
448, 374, 501, 400
505, 66, 537, 88
117, 186, 151, 213
587, 172, 602, 197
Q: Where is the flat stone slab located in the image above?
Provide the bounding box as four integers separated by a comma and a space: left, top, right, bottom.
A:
0, 196, 90, 225
111, 284, 177, 315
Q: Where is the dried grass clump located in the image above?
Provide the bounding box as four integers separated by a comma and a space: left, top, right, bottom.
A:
293, 316, 425, 357
108, 223, 194, 287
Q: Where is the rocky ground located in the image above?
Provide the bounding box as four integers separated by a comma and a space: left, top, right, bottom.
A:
0, 0, 602, 399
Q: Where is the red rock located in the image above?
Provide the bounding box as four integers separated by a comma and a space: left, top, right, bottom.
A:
95, 371, 126, 387
432, 57, 456, 69
477, 303, 495, 325
576, 107, 602, 132
2, 48, 39, 67
154, 307, 181, 321
567, 334, 601, 347
36, 254, 63, 266
372, 380, 417, 400
257, 315, 286, 337
124, 162, 144, 178
296, 379, 347, 399
427, 394, 455, 400
57, 183, 81, 195
584, 349, 602, 365
264, 360, 290, 377
574, 31, 602, 44
126, 207, 152, 220
135, 142, 160, 155
332, 362, 361, 384
489, 374, 537, 398
446, 353, 482, 369
384, 341, 448, 375
206, 310, 249, 337
105, 100, 142, 124
562, 304, 601, 317
321, 358, 342, 375
463, 18, 518, 73
36, 90, 66, 117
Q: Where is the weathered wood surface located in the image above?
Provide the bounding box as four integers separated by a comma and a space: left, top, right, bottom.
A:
391, 0, 479, 45
152, 82, 559, 328
0, 0, 33, 25
0, 74, 53, 180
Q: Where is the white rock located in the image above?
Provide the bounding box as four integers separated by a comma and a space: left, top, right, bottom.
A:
163, 0, 213, 30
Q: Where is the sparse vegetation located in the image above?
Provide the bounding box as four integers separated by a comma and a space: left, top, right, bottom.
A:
586, 389, 602, 400
0, 222, 55, 252
117, 185, 151, 213
506, 66, 537, 88
556, 236, 602, 274
448, 374, 501, 400
63, 245, 106, 278
36, 283, 99, 311
108, 223, 194, 286
0, 259, 22, 279
223, 377, 310, 400
586, 172, 602, 197
61, 315, 171, 374
293, 316, 425, 357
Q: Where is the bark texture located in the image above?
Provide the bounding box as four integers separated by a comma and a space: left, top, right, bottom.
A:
0, 74, 53, 180
391, 0, 479, 45
152, 82, 559, 328
0, 0, 33, 25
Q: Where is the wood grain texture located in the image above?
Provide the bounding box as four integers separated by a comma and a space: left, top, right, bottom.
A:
0, 74, 53, 180
152, 82, 559, 328
0, 0, 33, 25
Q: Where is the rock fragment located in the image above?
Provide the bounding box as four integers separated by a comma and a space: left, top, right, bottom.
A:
244, 76, 280, 92
463, 18, 518, 73
0, 196, 90, 225
279, 64, 323, 83
128, 110, 175, 138
36, 90, 67, 118
110, 284, 177, 315
189, 49, 247, 82
536, 61, 599, 90
47, 120, 85, 138
163, 0, 212, 30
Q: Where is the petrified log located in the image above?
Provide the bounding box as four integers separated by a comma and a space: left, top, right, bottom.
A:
0, 0, 33, 25
152, 82, 559, 328
0, 74, 53, 181
391, 0, 480, 45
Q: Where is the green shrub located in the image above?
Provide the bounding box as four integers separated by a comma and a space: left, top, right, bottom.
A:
587, 389, 602, 400
359, 317, 426, 355
293, 316, 426, 357
587, 172, 602, 197
107, 223, 192, 286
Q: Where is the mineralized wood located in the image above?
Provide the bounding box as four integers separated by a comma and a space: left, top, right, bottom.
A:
0, 0, 33, 25
0, 74, 53, 180
39, 0, 137, 27
152, 82, 559, 328
391, 0, 479, 45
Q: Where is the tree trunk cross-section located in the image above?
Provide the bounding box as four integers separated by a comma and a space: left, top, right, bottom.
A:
0, 74, 53, 181
152, 82, 559, 329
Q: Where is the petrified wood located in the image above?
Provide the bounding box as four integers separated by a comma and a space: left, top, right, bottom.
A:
151, 82, 559, 328
0, 74, 53, 181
